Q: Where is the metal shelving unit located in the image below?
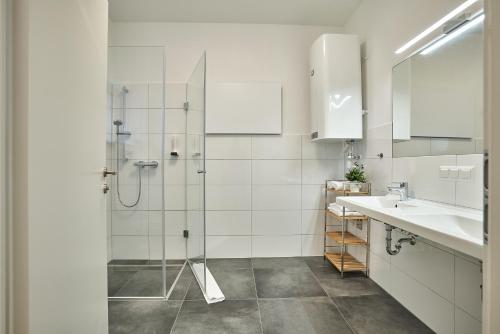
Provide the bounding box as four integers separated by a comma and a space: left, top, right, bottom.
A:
324, 181, 371, 278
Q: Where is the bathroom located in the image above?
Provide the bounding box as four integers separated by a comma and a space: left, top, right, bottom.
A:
4, 0, 500, 333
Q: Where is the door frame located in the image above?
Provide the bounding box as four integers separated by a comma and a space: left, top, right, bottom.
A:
0, 0, 11, 332
484, 0, 500, 332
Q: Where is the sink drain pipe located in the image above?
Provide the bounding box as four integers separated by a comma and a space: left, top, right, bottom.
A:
385, 224, 417, 255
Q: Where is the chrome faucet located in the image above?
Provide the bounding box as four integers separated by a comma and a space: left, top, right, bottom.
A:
387, 182, 409, 201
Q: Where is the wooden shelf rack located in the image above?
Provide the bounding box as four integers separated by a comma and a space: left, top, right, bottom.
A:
325, 252, 367, 272
324, 180, 371, 278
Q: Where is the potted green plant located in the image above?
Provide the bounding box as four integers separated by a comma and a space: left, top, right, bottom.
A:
345, 164, 367, 192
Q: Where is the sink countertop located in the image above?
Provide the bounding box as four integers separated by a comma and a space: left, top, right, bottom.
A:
336, 196, 483, 259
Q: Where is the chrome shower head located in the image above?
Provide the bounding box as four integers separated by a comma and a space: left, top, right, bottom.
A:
113, 120, 123, 126
121, 86, 129, 94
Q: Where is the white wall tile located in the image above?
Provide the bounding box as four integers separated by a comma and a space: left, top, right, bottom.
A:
206, 236, 251, 258
252, 236, 301, 257
113, 159, 142, 185
392, 155, 456, 204
165, 109, 186, 134
362, 158, 392, 195
148, 185, 163, 210
163, 159, 186, 185
206, 211, 252, 235
368, 252, 391, 289
114, 133, 148, 160
166, 82, 186, 109
112, 184, 148, 211
251, 135, 301, 159
206, 185, 252, 210
391, 236, 455, 301
301, 135, 343, 159
301, 185, 325, 210
113, 83, 148, 109
252, 185, 301, 210
390, 266, 454, 334
301, 210, 325, 235
362, 123, 393, 159
112, 236, 149, 259
455, 256, 482, 321
148, 109, 164, 134
455, 307, 482, 334
149, 235, 186, 260
456, 154, 483, 210
206, 160, 251, 185
252, 211, 301, 235
148, 82, 164, 109
369, 220, 391, 262
148, 211, 186, 236
113, 108, 149, 133
111, 211, 148, 236
206, 136, 251, 159
164, 185, 186, 210
301, 235, 324, 256
252, 160, 301, 185
302, 160, 343, 185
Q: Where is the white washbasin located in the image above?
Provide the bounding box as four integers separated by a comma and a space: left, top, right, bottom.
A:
336, 196, 484, 259
404, 214, 483, 241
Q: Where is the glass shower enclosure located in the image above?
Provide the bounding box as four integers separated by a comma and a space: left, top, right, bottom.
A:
105, 47, 216, 301
186, 53, 207, 294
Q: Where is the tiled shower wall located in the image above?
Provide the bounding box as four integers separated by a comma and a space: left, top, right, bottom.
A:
108, 82, 345, 261
108, 82, 188, 260
204, 135, 344, 258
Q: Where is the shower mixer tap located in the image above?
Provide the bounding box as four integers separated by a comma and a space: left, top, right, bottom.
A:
134, 161, 159, 168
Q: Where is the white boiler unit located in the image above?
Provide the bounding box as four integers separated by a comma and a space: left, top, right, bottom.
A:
310, 34, 362, 141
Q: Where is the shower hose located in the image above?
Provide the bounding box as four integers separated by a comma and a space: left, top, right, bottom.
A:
115, 131, 142, 208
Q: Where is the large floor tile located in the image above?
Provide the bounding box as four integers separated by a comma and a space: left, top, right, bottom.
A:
168, 266, 195, 301
185, 268, 257, 300
318, 276, 385, 297
259, 297, 353, 334
334, 294, 435, 334
108, 270, 137, 296
114, 268, 180, 297
252, 257, 310, 270
207, 258, 252, 271
254, 267, 326, 298
171, 300, 262, 334
108, 300, 181, 334
303, 256, 339, 278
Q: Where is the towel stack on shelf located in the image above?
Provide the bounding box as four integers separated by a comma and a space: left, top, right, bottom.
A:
326, 180, 347, 191
328, 203, 362, 216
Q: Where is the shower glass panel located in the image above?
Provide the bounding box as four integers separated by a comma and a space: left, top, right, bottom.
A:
186, 53, 207, 292
106, 46, 170, 299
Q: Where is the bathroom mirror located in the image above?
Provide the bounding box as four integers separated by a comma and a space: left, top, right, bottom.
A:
392, 18, 484, 157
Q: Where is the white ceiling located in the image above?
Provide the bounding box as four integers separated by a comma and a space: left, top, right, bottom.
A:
109, 0, 362, 26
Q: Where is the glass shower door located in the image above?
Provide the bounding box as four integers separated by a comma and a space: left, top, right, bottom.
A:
106, 46, 167, 299
186, 53, 207, 292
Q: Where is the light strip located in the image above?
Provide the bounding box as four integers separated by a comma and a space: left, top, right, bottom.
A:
395, 0, 479, 54
420, 14, 484, 55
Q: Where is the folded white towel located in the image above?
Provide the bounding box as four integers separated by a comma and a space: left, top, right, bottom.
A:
327, 181, 347, 190
329, 203, 354, 212
328, 207, 363, 217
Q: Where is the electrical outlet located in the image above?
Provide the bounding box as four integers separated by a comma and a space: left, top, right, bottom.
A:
447, 167, 458, 179
458, 166, 474, 180
439, 167, 449, 178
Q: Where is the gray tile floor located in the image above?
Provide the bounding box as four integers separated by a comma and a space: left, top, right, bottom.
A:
108, 257, 435, 334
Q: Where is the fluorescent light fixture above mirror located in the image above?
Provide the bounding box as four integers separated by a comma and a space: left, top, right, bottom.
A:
420, 13, 484, 55
395, 0, 479, 54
